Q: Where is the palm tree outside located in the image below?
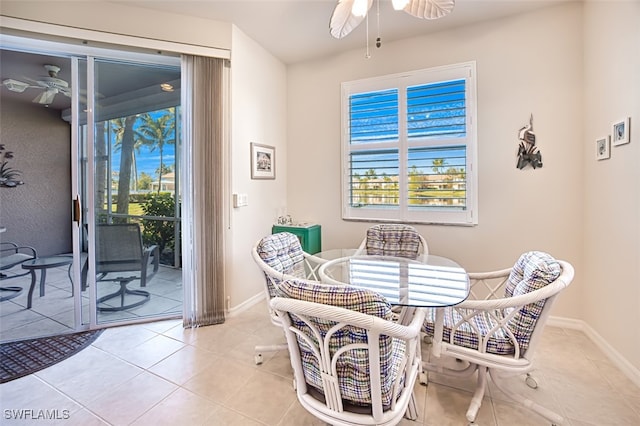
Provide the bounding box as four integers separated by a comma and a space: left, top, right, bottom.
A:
137, 109, 176, 194
111, 115, 138, 218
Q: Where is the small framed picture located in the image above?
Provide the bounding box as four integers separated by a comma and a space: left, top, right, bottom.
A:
250, 143, 275, 179
595, 136, 610, 160
612, 117, 630, 146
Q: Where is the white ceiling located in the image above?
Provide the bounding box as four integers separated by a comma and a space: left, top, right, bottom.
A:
0, 0, 569, 111
120, 0, 570, 64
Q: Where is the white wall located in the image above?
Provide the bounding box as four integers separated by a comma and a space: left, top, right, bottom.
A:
583, 1, 640, 372
227, 26, 288, 310
287, 2, 584, 320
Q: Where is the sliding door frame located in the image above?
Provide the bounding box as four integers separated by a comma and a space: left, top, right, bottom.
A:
1, 17, 230, 332
1, 32, 185, 331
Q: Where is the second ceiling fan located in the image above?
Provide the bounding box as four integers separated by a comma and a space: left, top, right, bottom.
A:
2, 64, 71, 105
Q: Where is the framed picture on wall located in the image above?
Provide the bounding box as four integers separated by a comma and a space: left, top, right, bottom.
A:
251, 143, 275, 179
595, 136, 610, 160
612, 117, 630, 146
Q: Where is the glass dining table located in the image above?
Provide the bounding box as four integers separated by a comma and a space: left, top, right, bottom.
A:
307, 250, 470, 350
311, 251, 469, 308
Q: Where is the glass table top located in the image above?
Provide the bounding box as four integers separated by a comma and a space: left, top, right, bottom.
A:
21, 255, 73, 269
318, 254, 469, 308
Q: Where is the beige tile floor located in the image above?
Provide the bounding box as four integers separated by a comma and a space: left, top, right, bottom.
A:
1, 300, 640, 425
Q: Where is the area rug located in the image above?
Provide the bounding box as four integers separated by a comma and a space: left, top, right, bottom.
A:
0, 330, 104, 383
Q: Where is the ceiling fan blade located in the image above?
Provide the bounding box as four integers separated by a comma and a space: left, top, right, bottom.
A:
404, 0, 455, 20
2, 79, 33, 93
329, 0, 372, 39
59, 87, 72, 97
22, 76, 40, 85
32, 89, 58, 105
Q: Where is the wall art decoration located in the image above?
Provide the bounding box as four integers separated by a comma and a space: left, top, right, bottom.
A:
0, 144, 24, 188
612, 117, 630, 146
251, 143, 275, 179
516, 114, 543, 169
595, 136, 610, 160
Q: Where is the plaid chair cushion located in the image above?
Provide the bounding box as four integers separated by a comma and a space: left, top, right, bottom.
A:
504, 251, 559, 297
278, 279, 405, 407
424, 251, 562, 355
506, 251, 561, 348
365, 224, 422, 259
256, 232, 306, 297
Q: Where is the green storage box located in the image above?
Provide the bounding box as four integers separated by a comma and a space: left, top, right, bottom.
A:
272, 224, 322, 254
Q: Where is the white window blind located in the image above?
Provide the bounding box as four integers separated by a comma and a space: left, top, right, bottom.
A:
342, 62, 477, 225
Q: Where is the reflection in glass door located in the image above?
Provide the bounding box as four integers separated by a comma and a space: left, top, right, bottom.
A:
86, 57, 182, 325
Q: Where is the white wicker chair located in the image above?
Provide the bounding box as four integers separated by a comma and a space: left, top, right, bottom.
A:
356, 224, 428, 259
251, 232, 319, 364
271, 277, 426, 426
422, 251, 575, 425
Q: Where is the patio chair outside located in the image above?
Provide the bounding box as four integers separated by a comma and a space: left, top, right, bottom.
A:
0, 242, 37, 301
94, 223, 159, 312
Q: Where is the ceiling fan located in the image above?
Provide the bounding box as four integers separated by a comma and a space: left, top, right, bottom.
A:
330, 0, 455, 40
2, 64, 72, 105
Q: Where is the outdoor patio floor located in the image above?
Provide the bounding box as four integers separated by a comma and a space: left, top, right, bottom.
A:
0, 261, 182, 343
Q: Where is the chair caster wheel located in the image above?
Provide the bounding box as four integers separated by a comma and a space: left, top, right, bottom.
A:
419, 371, 428, 385
255, 354, 263, 365
525, 374, 538, 389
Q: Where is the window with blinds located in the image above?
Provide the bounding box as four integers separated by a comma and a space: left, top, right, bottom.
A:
341, 62, 477, 225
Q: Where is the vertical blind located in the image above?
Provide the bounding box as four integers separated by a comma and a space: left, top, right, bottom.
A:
181, 55, 227, 328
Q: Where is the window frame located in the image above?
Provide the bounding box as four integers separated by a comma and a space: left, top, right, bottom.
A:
341, 61, 478, 226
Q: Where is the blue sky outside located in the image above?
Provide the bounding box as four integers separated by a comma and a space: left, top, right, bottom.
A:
111, 144, 175, 177
349, 79, 467, 176
109, 109, 177, 178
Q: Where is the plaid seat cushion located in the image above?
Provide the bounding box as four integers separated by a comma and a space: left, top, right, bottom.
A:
365, 224, 421, 259
423, 307, 516, 354
424, 251, 562, 355
256, 232, 306, 297
278, 279, 405, 407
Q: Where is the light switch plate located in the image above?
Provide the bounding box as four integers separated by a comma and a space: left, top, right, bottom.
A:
233, 193, 248, 207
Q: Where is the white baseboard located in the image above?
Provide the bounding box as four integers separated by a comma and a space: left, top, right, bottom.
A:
225, 292, 265, 318
548, 315, 640, 388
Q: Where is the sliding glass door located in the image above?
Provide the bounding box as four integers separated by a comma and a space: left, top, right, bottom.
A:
85, 57, 182, 325
1, 39, 183, 340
